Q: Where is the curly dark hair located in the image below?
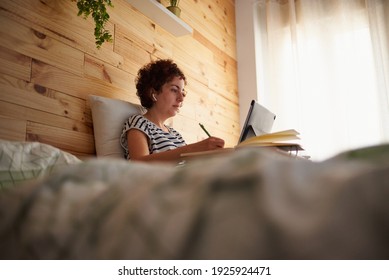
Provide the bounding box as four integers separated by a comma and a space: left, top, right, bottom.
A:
135, 59, 187, 109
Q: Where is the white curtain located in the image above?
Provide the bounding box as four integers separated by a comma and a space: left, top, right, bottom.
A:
255, 0, 389, 160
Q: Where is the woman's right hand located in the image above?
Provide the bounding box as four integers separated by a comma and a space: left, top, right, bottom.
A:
195, 137, 225, 151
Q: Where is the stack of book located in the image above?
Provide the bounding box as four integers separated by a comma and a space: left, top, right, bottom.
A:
236, 129, 303, 152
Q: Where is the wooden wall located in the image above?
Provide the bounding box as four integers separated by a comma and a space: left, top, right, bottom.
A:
0, 0, 239, 158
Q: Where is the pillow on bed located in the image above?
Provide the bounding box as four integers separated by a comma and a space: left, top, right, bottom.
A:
0, 140, 81, 189
89, 95, 145, 158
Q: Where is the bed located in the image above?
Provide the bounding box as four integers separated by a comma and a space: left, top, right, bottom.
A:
1, 135, 389, 260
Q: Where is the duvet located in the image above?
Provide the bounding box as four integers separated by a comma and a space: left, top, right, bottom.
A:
0, 140, 389, 259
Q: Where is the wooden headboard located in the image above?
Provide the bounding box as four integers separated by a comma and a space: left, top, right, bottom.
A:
0, 0, 240, 158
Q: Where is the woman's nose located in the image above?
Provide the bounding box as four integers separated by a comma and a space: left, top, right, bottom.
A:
177, 91, 185, 101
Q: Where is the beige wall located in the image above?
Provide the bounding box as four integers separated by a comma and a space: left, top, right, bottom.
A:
0, 0, 239, 157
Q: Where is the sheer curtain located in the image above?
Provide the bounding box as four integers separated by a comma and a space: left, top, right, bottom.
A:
255, 0, 389, 160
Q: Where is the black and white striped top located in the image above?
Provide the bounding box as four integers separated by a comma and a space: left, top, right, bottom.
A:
120, 114, 186, 160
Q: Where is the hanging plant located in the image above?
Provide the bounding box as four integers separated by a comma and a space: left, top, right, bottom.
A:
72, 0, 113, 48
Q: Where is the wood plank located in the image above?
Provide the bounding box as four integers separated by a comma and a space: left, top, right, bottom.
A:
26, 121, 95, 155
171, 35, 213, 86
0, 115, 26, 141
211, 94, 240, 124
207, 61, 239, 103
192, 30, 237, 71
114, 28, 156, 73
0, 74, 87, 123
113, 4, 169, 54
0, 45, 32, 82
0, 100, 92, 135
0, 13, 84, 77
0, 0, 123, 69
84, 54, 132, 90
179, 0, 237, 60
31, 60, 137, 102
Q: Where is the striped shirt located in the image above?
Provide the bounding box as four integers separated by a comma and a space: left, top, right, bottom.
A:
120, 114, 186, 160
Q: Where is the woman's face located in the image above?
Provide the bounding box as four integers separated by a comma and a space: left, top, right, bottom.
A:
155, 76, 186, 117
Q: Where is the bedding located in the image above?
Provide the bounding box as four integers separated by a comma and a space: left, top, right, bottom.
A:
0, 141, 388, 259
0, 140, 81, 190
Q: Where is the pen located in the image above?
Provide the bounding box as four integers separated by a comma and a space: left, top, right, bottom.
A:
199, 123, 211, 137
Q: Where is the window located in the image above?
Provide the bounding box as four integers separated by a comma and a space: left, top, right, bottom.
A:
253, 0, 389, 160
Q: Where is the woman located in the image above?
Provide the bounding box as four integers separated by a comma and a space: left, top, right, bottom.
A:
120, 59, 225, 162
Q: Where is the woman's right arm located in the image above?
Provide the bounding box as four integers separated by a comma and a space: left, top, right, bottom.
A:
127, 129, 225, 163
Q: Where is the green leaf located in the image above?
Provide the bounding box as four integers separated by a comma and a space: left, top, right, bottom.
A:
73, 0, 114, 48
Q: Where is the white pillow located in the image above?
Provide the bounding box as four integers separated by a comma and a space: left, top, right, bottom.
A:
89, 95, 145, 158
0, 140, 81, 189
